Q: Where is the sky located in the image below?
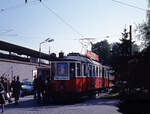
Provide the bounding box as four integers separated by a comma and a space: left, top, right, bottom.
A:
0, 0, 148, 55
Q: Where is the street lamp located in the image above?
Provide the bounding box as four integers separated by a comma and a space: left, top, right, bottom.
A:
39, 38, 54, 66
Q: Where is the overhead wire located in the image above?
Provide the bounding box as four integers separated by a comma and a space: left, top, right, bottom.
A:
0, 0, 84, 38
41, 2, 84, 38
0, 0, 146, 39
111, 0, 147, 11
41, 0, 147, 38
0, 0, 39, 14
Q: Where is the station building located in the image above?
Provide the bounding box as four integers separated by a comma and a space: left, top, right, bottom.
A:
0, 40, 55, 82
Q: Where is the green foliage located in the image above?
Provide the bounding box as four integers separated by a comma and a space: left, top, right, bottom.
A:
132, 44, 140, 54
92, 39, 140, 66
136, 22, 150, 47
92, 40, 111, 65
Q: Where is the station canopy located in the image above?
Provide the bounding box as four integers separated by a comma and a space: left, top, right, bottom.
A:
0, 40, 56, 60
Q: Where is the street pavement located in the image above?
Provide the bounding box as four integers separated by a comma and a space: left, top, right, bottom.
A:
3, 95, 121, 114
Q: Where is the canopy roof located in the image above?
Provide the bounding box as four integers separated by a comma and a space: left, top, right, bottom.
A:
0, 40, 56, 60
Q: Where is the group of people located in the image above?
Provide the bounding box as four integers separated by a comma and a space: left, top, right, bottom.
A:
0, 74, 53, 112
33, 75, 53, 105
0, 76, 21, 112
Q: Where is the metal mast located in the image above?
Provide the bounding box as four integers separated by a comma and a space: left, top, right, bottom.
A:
79, 38, 96, 54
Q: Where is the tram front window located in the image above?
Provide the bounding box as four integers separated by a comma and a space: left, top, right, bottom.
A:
57, 63, 68, 76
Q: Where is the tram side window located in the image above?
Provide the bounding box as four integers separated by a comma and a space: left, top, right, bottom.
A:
102, 68, 105, 78
96, 66, 98, 77
77, 63, 81, 76
70, 63, 75, 77
89, 65, 92, 77
57, 63, 68, 76
99, 67, 102, 77
93, 66, 95, 77
83, 64, 86, 76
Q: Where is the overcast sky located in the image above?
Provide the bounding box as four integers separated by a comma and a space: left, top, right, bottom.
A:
0, 0, 147, 55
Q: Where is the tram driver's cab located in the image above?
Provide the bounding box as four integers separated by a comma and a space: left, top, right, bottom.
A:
51, 61, 87, 80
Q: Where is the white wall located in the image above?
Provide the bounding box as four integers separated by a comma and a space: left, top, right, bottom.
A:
0, 59, 38, 82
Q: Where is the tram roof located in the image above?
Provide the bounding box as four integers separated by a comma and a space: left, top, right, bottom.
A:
51, 55, 101, 66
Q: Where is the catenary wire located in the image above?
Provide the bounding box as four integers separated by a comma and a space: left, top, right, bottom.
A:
41, 2, 84, 38
111, 0, 147, 11
0, 0, 146, 38
0, 0, 40, 14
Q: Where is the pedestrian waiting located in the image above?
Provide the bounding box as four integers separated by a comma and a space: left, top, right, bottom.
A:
11, 76, 21, 104
33, 74, 37, 100
0, 77, 5, 112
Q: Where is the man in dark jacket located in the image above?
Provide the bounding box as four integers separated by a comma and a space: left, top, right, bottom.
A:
11, 76, 21, 104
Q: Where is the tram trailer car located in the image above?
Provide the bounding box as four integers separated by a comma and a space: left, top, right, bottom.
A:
37, 52, 114, 100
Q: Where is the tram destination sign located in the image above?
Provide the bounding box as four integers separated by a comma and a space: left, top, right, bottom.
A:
86, 50, 99, 61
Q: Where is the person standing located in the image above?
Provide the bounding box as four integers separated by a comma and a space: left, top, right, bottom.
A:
33, 75, 37, 100
4, 77, 12, 103
11, 76, 21, 104
0, 78, 5, 112
36, 76, 44, 104
11, 76, 16, 99
43, 77, 50, 105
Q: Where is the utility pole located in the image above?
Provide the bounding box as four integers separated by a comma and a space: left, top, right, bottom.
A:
49, 46, 51, 65
129, 25, 132, 56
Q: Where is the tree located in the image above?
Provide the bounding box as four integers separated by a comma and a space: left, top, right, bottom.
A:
109, 28, 140, 94
132, 44, 140, 54
136, 22, 150, 48
92, 40, 111, 65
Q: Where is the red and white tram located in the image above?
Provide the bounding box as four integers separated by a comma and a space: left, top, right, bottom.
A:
37, 51, 114, 100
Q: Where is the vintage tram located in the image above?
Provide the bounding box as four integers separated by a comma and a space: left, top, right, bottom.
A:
37, 51, 114, 100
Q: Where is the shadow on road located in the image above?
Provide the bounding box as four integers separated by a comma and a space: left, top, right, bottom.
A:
73, 97, 119, 107
5, 96, 119, 109
6, 99, 39, 109
5, 97, 61, 109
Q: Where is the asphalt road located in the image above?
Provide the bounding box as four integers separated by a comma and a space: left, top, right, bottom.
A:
3, 95, 121, 114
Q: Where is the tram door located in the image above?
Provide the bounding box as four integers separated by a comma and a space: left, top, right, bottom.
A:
70, 63, 76, 90
102, 67, 105, 88
37, 67, 50, 80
